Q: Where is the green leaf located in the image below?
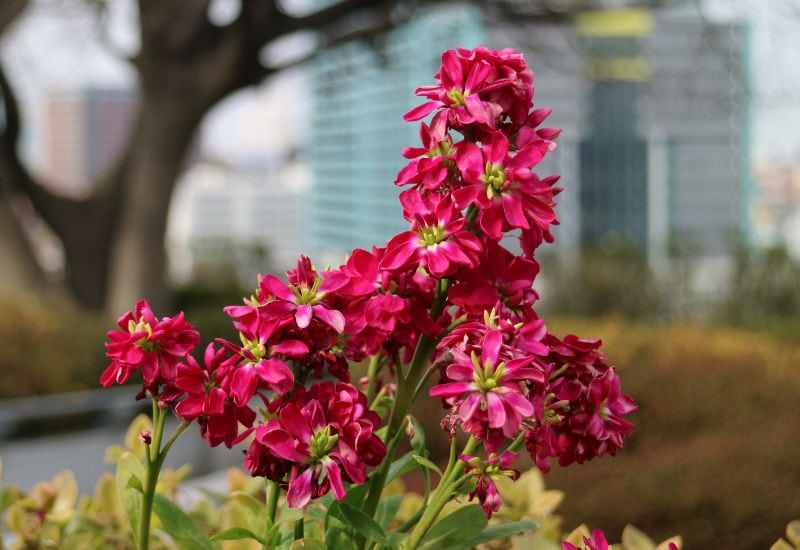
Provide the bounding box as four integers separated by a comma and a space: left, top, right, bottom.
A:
376, 495, 403, 530
463, 520, 538, 547
409, 416, 426, 454
787, 520, 800, 547
325, 526, 359, 550
342, 482, 370, 509
621, 524, 656, 550
125, 474, 144, 493
267, 507, 306, 542
1, 486, 22, 514
419, 504, 487, 549
290, 539, 327, 550
152, 494, 216, 549
386, 453, 418, 483
386, 531, 409, 549
278, 507, 305, 525
229, 491, 263, 515
211, 527, 266, 545
411, 455, 443, 477
114, 452, 145, 544
328, 501, 387, 544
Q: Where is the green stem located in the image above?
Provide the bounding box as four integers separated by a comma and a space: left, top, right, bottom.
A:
294, 517, 304, 540
404, 437, 479, 550
465, 204, 479, 230
506, 432, 525, 454
138, 402, 166, 550
361, 280, 451, 526
364, 354, 381, 403
137, 405, 190, 550
265, 479, 280, 536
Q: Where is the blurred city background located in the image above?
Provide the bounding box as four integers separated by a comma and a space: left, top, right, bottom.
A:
0, 0, 798, 548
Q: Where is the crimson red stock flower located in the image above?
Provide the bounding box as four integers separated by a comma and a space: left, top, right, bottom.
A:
101, 299, 199, 395
456, 132, 555, 240
102, 45, 637, 520
461, 451, 519, 518
174, 342, 256, 447
244, 382, 386, 508
381, 191, 481, 278
524, 333, 636, 470
430, 329, 542, 445
562, 529, 610, 550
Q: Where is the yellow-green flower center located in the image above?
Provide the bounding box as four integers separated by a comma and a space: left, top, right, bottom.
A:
471, 351, 506, 393
418, 225, 447, 247
482, 162, 507, 199
447, 87, 467, 107
427, 139, 454, 159
309, 426, 338, 460
240, 333, 266, 361
128, 319, 157, 351
292, 278, 324, 305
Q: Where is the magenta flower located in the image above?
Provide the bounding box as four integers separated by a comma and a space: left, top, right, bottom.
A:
174, 343, 256, 448
457, 132, 556, 240
226, 256, 346, 338
524, 333, 636, 470
461, 451, 519, 518
404, 46, 533, 134
430, 330, 540, 440
404, 49, 499, 128
245, 382, 386, 508
215, 333, 304, 407
395, 122, 456, 191
562, 529, 610, 550
380, 192, 481, 278
449, 241, 540, 319
101, 299, 199, 393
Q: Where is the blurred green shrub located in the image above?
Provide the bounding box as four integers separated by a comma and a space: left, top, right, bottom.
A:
0, 285, 247, 400
541, 317, 800, 549
172, 283, 246, 345
721, 244, 800, 337
538, 241, 683, 320
0, 298, 107, 399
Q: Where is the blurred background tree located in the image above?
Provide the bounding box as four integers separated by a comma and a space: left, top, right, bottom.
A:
0, 0, 676, 314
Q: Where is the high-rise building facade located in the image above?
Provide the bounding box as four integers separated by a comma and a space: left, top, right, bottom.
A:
306, 4, 484, 263
308, 6, 752, 264
43, 88, 137, 196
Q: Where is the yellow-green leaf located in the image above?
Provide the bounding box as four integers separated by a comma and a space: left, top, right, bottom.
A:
621, 524, 656, 550
115, 451, 145, 544
787, 520, 800, 547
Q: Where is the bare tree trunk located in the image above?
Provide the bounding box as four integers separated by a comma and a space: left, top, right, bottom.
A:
105, 97, 203, 314
0, 191, 44, 296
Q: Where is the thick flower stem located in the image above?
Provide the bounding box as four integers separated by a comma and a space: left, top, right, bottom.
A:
265, 479, 280, 531
404, 437, 479, 550
138, 402, 165, 550
137, 406, 190, 550
361, 279, 451, 543
364, 354, 381, 403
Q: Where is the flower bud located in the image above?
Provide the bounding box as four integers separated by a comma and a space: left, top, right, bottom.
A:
139, 430, 152, 445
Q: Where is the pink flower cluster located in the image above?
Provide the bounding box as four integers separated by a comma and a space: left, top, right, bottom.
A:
102, 45, 635, 515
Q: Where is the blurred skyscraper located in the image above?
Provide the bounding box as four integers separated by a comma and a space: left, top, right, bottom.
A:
307, 5, 752, 268
167, 156, 307, 287
42, 88, 137, 196
306, 4, 484, 264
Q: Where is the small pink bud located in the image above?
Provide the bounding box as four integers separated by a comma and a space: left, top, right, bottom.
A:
157, 399, 169, 410
139, 430, 152, 445
405, 416, 416, 439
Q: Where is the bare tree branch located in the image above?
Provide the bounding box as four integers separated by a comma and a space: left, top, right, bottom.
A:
0, 0, 28, 34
